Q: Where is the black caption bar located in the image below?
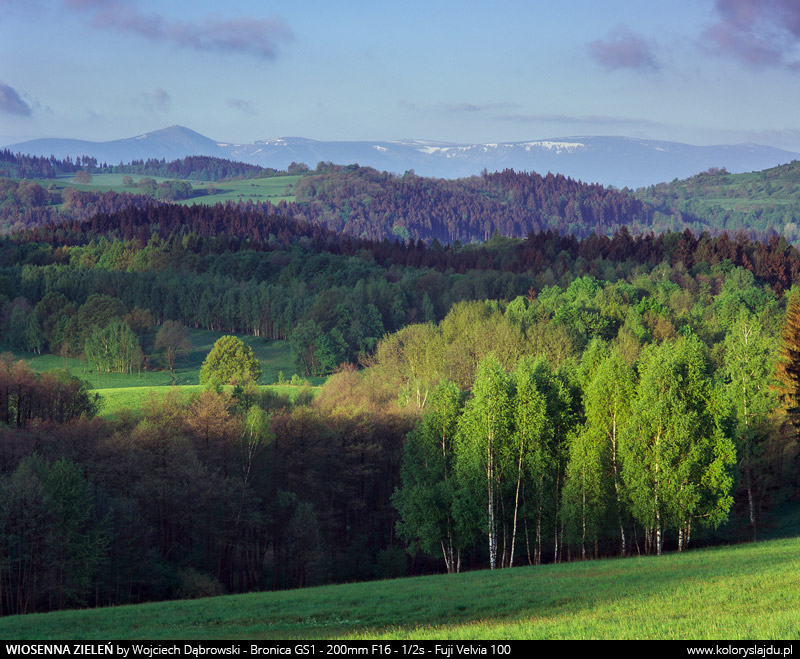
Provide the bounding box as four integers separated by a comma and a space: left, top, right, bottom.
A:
3, 641, 797, 657
5, 643, 510, 657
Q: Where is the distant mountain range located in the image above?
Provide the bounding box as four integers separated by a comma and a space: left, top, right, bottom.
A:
5, 125, 800, 189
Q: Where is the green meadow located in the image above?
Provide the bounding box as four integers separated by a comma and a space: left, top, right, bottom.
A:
1, 534, 798, 640
3, 329, 323, 418
4, 330, 314, 387
174, 175, 300, 205
32, 173, 300, 206
94, 383, 314, 418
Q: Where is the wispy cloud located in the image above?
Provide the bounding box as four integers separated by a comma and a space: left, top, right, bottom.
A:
494, 113, 661, 128
0, 82, 32, 117
137, 87, 171, 113
63, 0, 293, 60
228, 98, 257, 115
441, 102, 521, 113
703, 0, 800, 70
587, 25, 661, 72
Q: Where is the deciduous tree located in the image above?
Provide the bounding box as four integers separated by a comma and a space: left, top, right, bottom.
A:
154, 320, 191, 372
199, 335, 261, 388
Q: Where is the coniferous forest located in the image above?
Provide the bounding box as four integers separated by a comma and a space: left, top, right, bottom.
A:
1, 157, 800, 617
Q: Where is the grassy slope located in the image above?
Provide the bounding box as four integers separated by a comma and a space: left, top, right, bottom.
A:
94, 383, 315, 418
1, 534, 798, 640
3, 330, 316, 389
27, 173, 301, 206
3, 330, 324, 417
635, 161, 800, 239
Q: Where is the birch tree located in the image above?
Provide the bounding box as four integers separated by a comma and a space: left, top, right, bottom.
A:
455, 354, 512, 569
624, 337, 735, 555
507, 357, 547, 567
582, 348, 635, 555
723, 311, 775, 540
393, 381, 467, 572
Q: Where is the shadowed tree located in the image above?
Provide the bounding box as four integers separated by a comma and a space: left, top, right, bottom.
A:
394, 381, 467, 573
154, 320, 192, 372
776, 292, 800, 436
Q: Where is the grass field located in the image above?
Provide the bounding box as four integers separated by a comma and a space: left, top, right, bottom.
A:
174, 175, 300, 206
0, 534, 798, 640
2, 330, 324, 417
2, 330, 322, 389
30, 173, 300, 206
95, 383, 315, 418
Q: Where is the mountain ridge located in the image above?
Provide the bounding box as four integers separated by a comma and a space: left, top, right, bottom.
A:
5, 125, 800, 189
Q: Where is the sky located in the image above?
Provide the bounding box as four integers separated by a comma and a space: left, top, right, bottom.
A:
2, 0, 800, 150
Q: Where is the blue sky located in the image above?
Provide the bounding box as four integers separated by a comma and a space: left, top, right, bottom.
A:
3, 0, 800, 150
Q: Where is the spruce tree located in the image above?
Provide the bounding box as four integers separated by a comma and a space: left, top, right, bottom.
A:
776, 292, 800, 433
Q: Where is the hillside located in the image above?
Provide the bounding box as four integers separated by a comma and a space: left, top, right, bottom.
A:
1, 163, 653, 242
0, 534, 797, 639
8, 157, 800, 244
636, 161, 800, 242
3, 152, 800, 623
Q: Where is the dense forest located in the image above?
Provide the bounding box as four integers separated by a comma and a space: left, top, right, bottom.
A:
6, 159, 800, 245
1, 153, 800, 616
0, 150, 285, 182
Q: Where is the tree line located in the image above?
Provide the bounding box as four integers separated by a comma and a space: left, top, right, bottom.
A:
0, 151, 285, 182
5, 201, 800, 381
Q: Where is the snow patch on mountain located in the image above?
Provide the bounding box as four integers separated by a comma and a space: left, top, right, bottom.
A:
5, 126, 800, 188
522, 140, 586, 153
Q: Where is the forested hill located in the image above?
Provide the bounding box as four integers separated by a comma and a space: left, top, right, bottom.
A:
636, 161, 800, 242
225, 164, 800, 243
280, 166, 652, 242
5, 155, 800, 244
14, 201, 800, 296
0, 150, 283, 181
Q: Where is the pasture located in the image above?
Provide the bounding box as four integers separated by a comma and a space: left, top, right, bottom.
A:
25, 173, 300, 206
0, 534, 798, 640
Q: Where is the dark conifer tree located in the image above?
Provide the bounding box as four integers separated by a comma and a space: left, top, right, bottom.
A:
775, 293, 800, 434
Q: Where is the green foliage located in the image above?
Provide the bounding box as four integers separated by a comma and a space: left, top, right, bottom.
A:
561, 425, 606, 553
624, 336, 736, 553
199, 335, 261, 388
0, 456, 109, 611
5, 163, 800, 618
84, 318, 143, 374
636, 161, 800, 242
456, 354, 513, 569
394, 381, 466, 572
580, 348, 635, 554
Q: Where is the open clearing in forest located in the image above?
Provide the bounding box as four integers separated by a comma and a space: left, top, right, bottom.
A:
26, 173, 300, 206
2, 330, 324, 418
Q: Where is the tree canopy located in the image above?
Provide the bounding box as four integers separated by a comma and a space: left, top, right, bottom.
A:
199, 335, 261, 387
